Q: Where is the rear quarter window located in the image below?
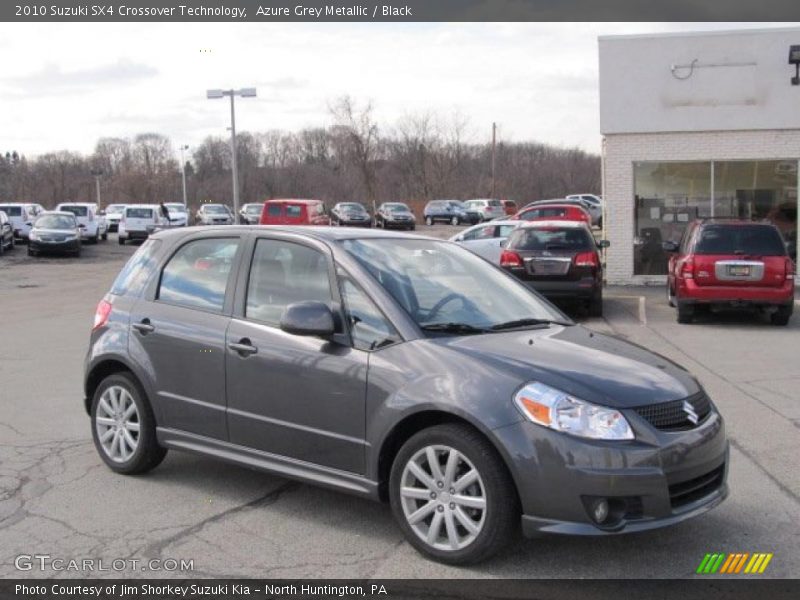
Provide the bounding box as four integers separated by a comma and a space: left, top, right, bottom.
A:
111, 239, 162, 297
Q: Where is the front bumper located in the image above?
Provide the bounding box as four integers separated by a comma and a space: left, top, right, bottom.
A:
384, 220, 415, 229
678, 279, 794, 307
494, 406, 729, 537
29, 239, 81, 254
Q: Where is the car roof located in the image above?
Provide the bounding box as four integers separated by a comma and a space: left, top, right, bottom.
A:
125, 204, 159, 209
151, 225, 435, 244
264, 198, 322, 204
0, 202, 35, 207
523, 202, 581, 210
58, 202, 95, 207
38, 211, 76, 217
518, 219, 590, 229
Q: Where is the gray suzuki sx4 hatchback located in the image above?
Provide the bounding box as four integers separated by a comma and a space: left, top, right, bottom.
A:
84, 226, 728, 564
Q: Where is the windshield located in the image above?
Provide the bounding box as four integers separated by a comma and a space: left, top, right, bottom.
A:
694, 225, 787, 256
244, 204, 262, 214
341, 238, 567, 332
35, 215, 76, 229
106, 205, 126, 213
165, 204, 187, 213
0, 206, 22, 217
386, 204, 410, 213
340, 203, 365, 212
204, 205, 227, 214
59, 205, 88, 217
126, 208, 154, 219
509, 227, 593, 251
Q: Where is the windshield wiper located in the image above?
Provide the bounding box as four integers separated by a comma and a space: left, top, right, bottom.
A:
419, 322, 488, 335
489, 317, 573, 331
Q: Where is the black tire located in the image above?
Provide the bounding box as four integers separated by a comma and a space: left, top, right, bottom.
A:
677, 302, 694, 324
450, 216, 459, 226
118, 237, 125, 245
588, 290, 603, 318
91, 234, 99, 244
27, 247, 34, 257
91, 372, 167, 475
409, 225, 416, 231
389, 423, 518, 565
73, 247, 81, 258
101, 232, 108, 241
771, 305, 792, 326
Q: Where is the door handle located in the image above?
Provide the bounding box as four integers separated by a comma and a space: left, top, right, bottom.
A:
228, 339, 258, 356
132, 319, 155, 335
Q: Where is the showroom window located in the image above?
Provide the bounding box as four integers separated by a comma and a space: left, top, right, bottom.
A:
634, 160, 798, 275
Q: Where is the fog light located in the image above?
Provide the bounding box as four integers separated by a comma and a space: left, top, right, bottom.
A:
591, 499, 609, 523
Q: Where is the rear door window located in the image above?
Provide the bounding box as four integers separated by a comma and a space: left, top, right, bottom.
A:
158, 238, 240, 312
266, 204, 282, 217
286, 205, 303, 218
60, 206, 88, 217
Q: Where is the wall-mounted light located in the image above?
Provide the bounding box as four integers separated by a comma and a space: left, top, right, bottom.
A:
789, 45, 800, 85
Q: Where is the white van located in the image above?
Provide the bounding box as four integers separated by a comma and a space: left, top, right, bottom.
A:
55, 203, 108, 243
0, 203, 45, 241
118, 204, 169, 245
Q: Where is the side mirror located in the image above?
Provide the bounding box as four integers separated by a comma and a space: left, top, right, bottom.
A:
598, 240, 610, 249
26, 222, 33, 227
662, 241, 679, 253
78, 223, 86, 228
499, 240, 507, 248
280, 301, 335, 337
454, 235, 463, 242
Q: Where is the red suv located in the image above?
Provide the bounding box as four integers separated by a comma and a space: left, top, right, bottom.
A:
664, 220, 795, 325
259, 199, 330, 226
513, 203, 591, 225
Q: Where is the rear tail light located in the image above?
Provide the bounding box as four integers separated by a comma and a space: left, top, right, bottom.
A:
574, 251, 599, 267
786, 258, 795, 280
93, 299, 112, 331
679, 258, 695, 279
500, 250, 523, 267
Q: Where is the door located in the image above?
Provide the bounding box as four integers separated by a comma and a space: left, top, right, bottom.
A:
129, 236, 243, 440
225, 235, 369, 474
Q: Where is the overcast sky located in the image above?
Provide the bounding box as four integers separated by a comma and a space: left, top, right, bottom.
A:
0, 22, 795, 159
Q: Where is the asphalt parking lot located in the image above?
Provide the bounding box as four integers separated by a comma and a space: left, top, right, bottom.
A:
0, 226, 798, 579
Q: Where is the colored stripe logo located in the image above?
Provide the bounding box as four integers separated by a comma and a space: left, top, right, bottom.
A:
696, 553, 773, 574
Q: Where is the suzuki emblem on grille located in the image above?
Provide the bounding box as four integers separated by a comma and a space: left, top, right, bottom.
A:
683, 400, 699, 425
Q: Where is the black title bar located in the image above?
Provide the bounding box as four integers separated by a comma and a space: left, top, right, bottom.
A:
4, 0, 800, 22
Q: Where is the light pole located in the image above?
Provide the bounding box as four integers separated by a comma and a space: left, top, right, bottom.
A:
206, 87, 256, 218
179, 145, 189, 207
90, 169, 103, 208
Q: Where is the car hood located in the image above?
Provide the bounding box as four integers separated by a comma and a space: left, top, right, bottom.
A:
387, 211, 414, 218
429, 325, 698, 408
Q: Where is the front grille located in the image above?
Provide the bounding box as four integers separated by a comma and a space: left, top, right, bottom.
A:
634, 392, 712, 431
669, 464, 725, 509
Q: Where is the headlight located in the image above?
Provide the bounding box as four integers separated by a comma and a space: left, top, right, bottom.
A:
513, 382, 634, 440
28, 231, 40, 241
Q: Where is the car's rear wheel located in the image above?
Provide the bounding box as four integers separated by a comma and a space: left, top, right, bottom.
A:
771, 305, 792, 326
389, 423, 517, 565
91, 372, 167, 474
450, 216, 459, 226
101, 232, 108, 241
677, 302, 694, 324
588, 290, 603, 317
118, 238, 125, 245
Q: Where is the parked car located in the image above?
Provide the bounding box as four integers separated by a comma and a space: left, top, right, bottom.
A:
503, 200, 518, 216
85, 226, 728, 565
514, 202, 592, 226
331, 202, 372, 227
259, 199, 330, 226
500, 220, 609, 316
118, 205, 169, 245
449, 220, 523, 263
0, 203, 44, 241
559, 197, 603, 227
238, 203, 265, 225
104, 204, 127, 232
27, 211, 82, 257
375, 203, 416, 230
163, 203, 189, 227
196, 203, 235, 226
55, 203, 108, 243
423, 200, 468, 226
462, 199, 505, 222
0, 210, 15, 255
663, 219, 795, 325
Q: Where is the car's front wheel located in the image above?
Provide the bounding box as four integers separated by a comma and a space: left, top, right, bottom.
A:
389, 423, 518, 565
450, 216, 459, 226
91, 372, 167, 474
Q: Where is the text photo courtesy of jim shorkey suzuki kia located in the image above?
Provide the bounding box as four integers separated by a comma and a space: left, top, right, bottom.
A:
0, 0, 798, 595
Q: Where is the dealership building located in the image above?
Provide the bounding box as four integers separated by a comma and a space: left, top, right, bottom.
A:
599, 28, 800, 284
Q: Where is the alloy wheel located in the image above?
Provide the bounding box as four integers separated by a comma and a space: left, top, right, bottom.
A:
399, 445, 486, 551
95, 385, 141, 463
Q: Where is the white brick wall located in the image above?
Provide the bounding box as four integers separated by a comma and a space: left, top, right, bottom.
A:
602, 129, 800, 285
